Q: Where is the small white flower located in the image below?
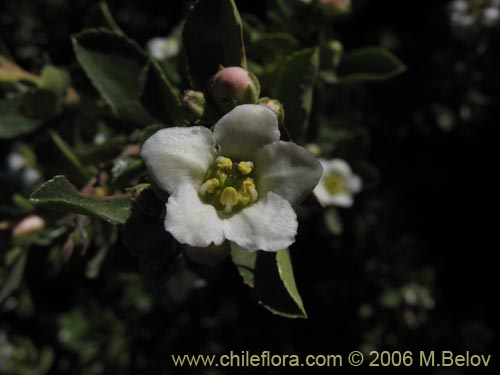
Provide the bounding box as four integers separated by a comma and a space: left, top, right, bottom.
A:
449, 0, 477, 28
141, 104, 322, 252
6, 151, 26, 173
450, 0, 467, 13
21, 168, 42, 187
449, 0, 500, 28
482, 5, 500, 25
147, 31, 180, 60
313, 159, 361, 207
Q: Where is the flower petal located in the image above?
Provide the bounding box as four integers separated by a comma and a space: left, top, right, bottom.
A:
141, 126, 215, 194
329, 192, 354, 207
224, 192, 298, 252
165, 184, 225, 247
320, 158, 352, 177
347, 174, 362, 193
313, 182, 331, 206
213, 104, 280, 160
255, 141, 323, 205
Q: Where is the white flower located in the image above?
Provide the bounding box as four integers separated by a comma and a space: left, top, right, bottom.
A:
147, 32, 180, 60
141, 104, 322, 252
313, 159, 362, 207
450, 0, 467, 13
6, 151, 26, 172
449, 0, 476, 28
449, 0, 500, 28
483, 5, 500, 25
21, 168, 42, 187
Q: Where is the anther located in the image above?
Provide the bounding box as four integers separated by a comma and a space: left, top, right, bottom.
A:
242, 179, 258, 202
216, 156, 233, 170
199, 178, 219, 196
220, 187, 239, 214
237, 161, 254, 175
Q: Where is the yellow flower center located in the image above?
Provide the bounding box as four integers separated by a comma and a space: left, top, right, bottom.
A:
199, 155, 258, 214
324, 173, 345, 195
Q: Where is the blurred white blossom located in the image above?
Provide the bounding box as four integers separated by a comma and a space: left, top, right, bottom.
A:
5, 150, 41, 187
449, 0, 500, 29
6, 151, 26, 173
146, 27, 181, 60
483, 4, 500, 24
314, 158, 361, 207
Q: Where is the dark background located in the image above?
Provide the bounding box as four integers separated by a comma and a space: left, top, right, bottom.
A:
1, 0, 499, 374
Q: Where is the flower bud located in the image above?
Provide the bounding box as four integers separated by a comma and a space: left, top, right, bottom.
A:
181, 90, 206, 122
209, 67, 260, 113
318, 0, 351, 17
12, 215, 45, 245
258, 97, 285, 125
326, 40, 344, 68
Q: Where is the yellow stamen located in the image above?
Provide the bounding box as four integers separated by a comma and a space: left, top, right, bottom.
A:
242, 179, 258, 202
216, 156, 233, 170
199, 178, 219, 196
215, 170, 227, 185
324, 173, 345, 195
237, 161, 254, 175
220, 187, 238, 214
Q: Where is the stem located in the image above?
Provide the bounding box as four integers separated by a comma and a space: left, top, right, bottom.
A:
99, 1, 125, 35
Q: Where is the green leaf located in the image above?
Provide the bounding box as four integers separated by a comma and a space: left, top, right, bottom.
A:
274, 47, 319, 141
0, 248, 28, 305
49, 131, 95, 186
250, 33, 300, 55
230, 244, 257, 288
76, 135, 128, 164
0, 99, 43, 139
139, 61, 185, 126
73, 29, 182, 126
338, 47, 406, 83
182, 0, 246, 89
231, 244, 307, 319
275, 249, 307, 318
30, 175, 131, 224
72, 29, 153, 124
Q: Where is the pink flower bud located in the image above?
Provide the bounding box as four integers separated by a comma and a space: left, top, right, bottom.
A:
12, 215, 45, 244
209, 67, 260, 113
